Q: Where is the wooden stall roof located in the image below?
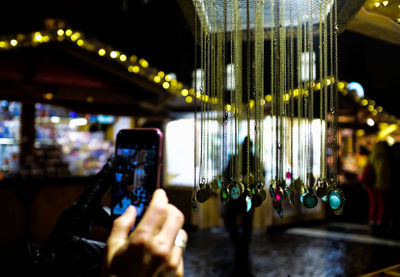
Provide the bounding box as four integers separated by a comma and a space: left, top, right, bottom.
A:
0, 27, 193, 118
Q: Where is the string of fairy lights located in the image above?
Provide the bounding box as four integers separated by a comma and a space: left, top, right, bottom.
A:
0, 27, 395, 123
364, 0, 400, 24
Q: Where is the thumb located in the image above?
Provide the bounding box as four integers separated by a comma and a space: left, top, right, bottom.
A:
108, 206, 137, 244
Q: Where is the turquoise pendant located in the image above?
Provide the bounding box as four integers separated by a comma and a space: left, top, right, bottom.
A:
246, 196, 252, 212
328, 189, 345, 214
303, 192, 318, 208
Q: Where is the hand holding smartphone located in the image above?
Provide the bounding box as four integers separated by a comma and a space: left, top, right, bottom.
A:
111, 128, 163, 228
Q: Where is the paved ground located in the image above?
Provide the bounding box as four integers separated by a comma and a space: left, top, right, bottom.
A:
183, 222, 400, 277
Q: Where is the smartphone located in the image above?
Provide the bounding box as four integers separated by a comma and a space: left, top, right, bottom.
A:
111, 128, 163, 228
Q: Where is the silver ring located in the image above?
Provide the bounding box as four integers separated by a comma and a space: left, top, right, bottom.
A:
174, 231, 187, 249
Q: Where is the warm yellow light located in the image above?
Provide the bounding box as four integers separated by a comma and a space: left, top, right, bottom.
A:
361, 99, 368, 106
165, 74, 172, 81
120, 54, 127, 61
57, 29, 64, 36
293, 89, 299, 97
43, 36, 50, 42
372, 110, 378, 116
367, 118, 375, 127
261, 99, 266, 106
225, 104, 232, 111
98, 49, 106, 56
110, 51, 119, 58
325, 79, 331, 86
181, 89, 189, 96
139, 59, 148, 68
379, 122, 389, 130
370, 100, 375, 105
162, 82, 170, 89
201, 95, 209, 102
342, 89, 348, 95
132, 66, 140, 73
377, 106, 383, 112
338, 82, 345, 90
211, 97, 218, 104
86, 96, 94, 103
283, 94, 290, 101
196, 91, 201, 99
265, 94, 272, 102
189, 89, 195, 95
378, 123, 398, 139
171, 79, 177, 86
71, 33, 80, 41
249, 100, 255, 109
130, 55, 137, 62
315, 83, 321, 90
356, 129, 365, 137
0, 41, 6, 48
10, 39, 17, 46
65, 29, 73, 36
177, 82, 183, 89
154, 76, 161, 83
368, 105, 374, 111
397, 18, 400, 23
158, 71, 165, 78
374, 2, 380, 7
185, 96, 193, 103
77, 39, 84, 46
382, 0, 388, 6
34, 32, 43, 42
43, 93, 54, 100
387, 136, 395, 146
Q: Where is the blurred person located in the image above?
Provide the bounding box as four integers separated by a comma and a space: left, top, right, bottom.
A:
221, 136, 264, 277
362, 141, 391, 236
26, 156, 187, 277
389, 142, 400, 239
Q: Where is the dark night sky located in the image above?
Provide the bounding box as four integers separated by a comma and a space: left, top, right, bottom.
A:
0, 0, 399, 116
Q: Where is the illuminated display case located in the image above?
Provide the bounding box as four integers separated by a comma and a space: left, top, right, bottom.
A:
32, 103, 116, 177
0, 100, 20, 179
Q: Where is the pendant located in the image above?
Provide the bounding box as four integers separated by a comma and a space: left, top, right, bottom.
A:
246, 195, 252, 212
327, 187, 345, 215
269, 180, 276, 198
273, 198, 283, 218
230, 181, 244, 200
196, 179, 211, 203
252, 186, 266, 207
220, 183, 230, 204
302, 191, 318, 208
191, 194, 199, 212
316, 177, 328, 199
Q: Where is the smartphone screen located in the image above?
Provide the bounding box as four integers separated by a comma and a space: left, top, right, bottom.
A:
111, 128, 163, 228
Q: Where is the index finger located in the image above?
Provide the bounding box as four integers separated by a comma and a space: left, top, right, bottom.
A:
135, 189, 169, 234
